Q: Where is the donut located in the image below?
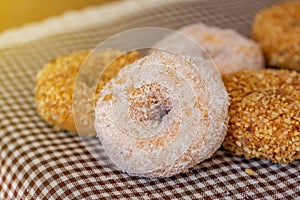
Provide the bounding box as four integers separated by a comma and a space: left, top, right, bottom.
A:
154, 23, 264, 74
35, 50, 139, 134
95, 51, 229, 177
252, 1, 300, 70
222, 69, 300, 164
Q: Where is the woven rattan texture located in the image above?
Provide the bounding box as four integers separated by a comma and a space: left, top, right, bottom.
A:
1, 0, 299, 199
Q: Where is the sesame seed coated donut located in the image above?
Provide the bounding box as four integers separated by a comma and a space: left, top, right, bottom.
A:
155, 23, 264, 74
252, 1, 300, 70
222, 69, 300, 164
95, 51, 229, 177
35, 50, 139, 134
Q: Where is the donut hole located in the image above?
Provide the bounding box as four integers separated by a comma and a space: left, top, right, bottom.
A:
128, 83, 173, 128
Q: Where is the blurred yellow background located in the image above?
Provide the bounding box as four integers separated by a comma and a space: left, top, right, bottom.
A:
0, 0, 116, 32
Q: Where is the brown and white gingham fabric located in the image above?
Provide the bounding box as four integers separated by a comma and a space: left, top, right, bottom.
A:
1, 0, 300, 199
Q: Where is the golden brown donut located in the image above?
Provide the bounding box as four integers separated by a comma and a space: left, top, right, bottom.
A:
35, 50, 139, 134
252, 1, 300, 70
222, 69, 300, 163
95, 51, 229, 177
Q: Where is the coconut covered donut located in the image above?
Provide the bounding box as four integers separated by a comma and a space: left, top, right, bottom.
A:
35, 50, 139, 134
154, 23, 264, 74
95, 51, 229, 177
222, 69, 300, 164
252, 1, 300, 70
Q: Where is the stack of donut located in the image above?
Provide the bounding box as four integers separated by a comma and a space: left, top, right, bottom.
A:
35, 1, 300, 178
222, 69, 300, 164
223, 1, 300, 164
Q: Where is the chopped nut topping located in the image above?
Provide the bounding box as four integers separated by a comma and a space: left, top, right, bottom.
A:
35, 50, 140, 134
245, 168, 255, 175
222, 69, 300, 164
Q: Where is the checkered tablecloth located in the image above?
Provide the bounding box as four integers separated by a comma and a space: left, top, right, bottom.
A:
1, 0, 299, 199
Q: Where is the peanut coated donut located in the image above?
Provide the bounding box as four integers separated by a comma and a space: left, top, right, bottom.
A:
154, 23, 264, 74
222, 69, 300, 164
95, 51, 229, 177
252, 1, 300, 70
35, 50, 139, 134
